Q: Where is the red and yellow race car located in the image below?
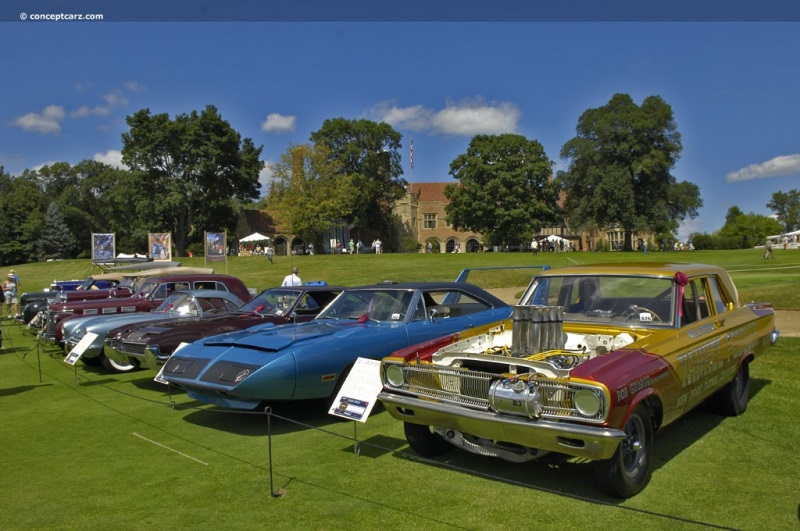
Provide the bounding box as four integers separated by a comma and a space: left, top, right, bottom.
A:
378, 263, 780, 498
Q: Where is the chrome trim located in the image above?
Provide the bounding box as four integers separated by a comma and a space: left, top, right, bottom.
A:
379, 392, 625, 460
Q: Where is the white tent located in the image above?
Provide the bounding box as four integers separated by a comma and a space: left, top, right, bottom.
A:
545, 234, 567, 243
240, 232, 271, 243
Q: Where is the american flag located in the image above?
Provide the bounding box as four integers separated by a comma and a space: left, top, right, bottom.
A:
410, 139, 414, 170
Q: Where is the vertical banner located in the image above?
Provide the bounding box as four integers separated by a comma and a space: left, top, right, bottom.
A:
205, 231, 227, 264
148, 233, 172, 261
92, 233, 116, 262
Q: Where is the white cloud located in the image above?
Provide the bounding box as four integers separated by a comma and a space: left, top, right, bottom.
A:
261, 113, 296, 133
71, 89, 129, 118
370, 98, 521, 136
123, 81, 145, 93
726, 154, 800, 183
93, 150, 128, 169
12, 105, 65, 134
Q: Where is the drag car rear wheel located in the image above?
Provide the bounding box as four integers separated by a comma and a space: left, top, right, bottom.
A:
713, 361, 750, 416
404, 423, 452, 457
594, 404, 653, 498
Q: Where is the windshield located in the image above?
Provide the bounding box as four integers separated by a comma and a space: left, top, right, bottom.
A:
317, 289, 416, 322
521, 275, 676, 327
153, 292, 198, 315
237, 289, 300, 315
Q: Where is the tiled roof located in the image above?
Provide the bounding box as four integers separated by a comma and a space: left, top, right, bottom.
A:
407, 182, 452, 203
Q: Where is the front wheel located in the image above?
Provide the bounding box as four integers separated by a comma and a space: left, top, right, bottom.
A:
404, 423, 452, 457
100, 353, 139, 373
594, 404, 654, 498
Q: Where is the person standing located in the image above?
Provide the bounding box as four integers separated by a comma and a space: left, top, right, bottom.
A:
266, 245, 274, 264
281, 267, 302, 286
764, 239, 774, 259
348, 239, 355, 255
3, 273, 18, 318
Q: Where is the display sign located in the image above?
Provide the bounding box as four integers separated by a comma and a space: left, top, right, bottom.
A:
64, 333, 99, 365
328, 358, 383, 423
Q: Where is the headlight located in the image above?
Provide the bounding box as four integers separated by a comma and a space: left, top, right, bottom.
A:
384, 364, 405, 387
573, 389, 602, 417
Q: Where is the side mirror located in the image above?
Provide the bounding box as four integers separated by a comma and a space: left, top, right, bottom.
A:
429, 308, 440, 322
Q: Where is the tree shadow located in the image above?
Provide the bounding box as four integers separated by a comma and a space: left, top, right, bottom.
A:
0, 383, 53, 398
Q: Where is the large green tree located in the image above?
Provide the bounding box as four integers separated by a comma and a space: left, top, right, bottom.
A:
309, 118, 406, 246
121, 105, 263, 256
558, 93, 702, 250
444, 134, 560, 247
35, 202, 76, 261
767, 189, 800, 232
266, 143, 358, 247
0, 168, 46, 265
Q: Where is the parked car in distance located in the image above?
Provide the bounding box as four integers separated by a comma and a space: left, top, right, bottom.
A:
20, 273, 124, 324
104, 285, 344, 371
161, 282, 513, 410
63, 290, 246, 373
378, 263, 780, 498
45, 272, 247, 344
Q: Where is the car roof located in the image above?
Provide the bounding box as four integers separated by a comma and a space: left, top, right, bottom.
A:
172, 289, 243, 301
342, 281, 508, 306
123, 267, 215, 278
538, 262, 727, 278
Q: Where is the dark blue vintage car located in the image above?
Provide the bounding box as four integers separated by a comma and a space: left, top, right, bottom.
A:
161, 282, 512, 410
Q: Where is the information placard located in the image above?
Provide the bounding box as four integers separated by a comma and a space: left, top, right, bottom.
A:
328, 358, 383, 423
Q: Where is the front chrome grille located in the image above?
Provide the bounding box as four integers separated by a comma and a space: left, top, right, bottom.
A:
387, 363, 607, 423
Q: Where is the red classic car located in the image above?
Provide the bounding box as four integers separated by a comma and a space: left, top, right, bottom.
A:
378, 263, 780, 497
44, 273, 249, 344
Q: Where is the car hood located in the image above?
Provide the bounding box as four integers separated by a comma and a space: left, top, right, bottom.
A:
200, 320, 357, 351
80, 312, 177, 334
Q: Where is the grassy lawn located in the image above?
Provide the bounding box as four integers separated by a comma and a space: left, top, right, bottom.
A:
1, 249, 798, 529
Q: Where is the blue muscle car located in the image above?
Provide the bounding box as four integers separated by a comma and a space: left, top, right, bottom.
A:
161, 282, 512, 410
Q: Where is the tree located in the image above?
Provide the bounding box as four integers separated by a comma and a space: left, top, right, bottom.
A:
767, 189, 800, 232
309, 118, 406, 246
444, 134, 560, 247
121, 105, 263, 256
0, 168, 46, 265
266, 144, 358, 247
558, 93, 702, 250
716, 206, 783, 249
36, 202, 76, 260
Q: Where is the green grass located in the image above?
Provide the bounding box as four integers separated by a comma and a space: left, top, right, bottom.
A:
1, 250, 799, 529
9, 247, 800, 307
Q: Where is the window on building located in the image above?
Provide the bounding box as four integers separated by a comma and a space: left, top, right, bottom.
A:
423, 213, 437, 229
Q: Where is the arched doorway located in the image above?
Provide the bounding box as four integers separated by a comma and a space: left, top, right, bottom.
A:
425, 239, 441, 253
274, 237, 288, 256
466, 238, 481, 252
291, 237, 306, 255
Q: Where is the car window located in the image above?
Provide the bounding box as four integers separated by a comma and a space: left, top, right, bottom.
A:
705, 276, 729, 315
194, 281, 221, 291
422, 290, 492, 318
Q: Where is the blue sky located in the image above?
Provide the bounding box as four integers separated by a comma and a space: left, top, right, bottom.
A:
2, 2, 800, 240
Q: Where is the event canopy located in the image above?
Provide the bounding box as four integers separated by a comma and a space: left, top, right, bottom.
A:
240, 232, 271, 243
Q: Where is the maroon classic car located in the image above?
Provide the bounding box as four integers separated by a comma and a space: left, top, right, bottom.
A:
44, 273, 250, 344
103, 285, 343, 370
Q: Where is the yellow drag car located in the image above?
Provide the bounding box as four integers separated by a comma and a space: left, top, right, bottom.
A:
378, 263, 779, 498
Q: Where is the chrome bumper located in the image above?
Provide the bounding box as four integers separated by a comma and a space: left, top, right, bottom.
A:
378, 391, 626, 460
104, 341, 161, 370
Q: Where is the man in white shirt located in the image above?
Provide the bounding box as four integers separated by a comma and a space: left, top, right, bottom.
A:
281, 267, 302, 286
